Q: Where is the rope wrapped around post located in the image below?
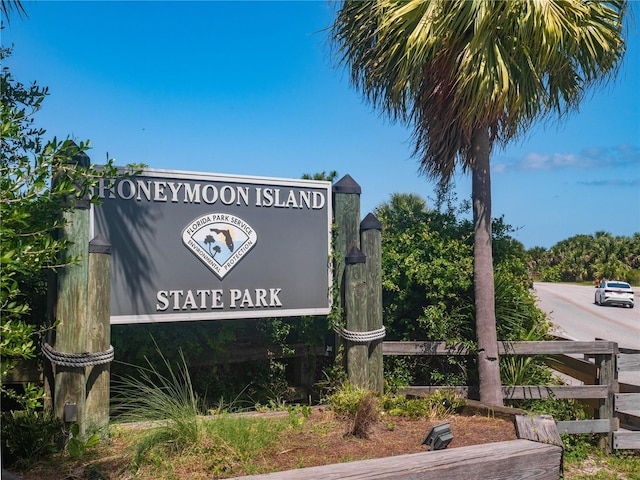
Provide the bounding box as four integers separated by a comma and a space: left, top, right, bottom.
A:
42, 341, 114, 368
334, 326, 386, 344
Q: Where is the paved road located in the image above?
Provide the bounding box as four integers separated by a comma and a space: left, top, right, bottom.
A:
533, 282, 639, 348
533, 282, 639, 385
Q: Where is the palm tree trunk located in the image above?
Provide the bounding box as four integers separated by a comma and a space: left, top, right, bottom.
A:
471, 127, 503, 407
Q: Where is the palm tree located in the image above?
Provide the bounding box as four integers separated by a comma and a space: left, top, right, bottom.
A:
331, 0, 627, 405
1, 0, 26, 22
593, 232, 631, 280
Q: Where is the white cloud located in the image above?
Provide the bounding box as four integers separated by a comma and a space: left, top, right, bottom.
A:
552, 153, 580, 167
617, 144, 640, 164
492, 163, 508, 174
520, 152, 552, 170
578, 178, 640, 187
517, 144, 640, 171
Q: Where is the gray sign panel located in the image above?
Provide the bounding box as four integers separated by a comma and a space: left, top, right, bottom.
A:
91, 168, 332, 324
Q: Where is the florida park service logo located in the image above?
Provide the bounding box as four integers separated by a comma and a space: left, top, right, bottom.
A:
182, 213, 257, 279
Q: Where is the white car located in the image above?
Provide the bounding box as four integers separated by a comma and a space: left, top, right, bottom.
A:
595, 280, 635, 308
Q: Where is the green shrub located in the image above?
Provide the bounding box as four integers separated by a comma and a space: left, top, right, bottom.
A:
382, 390, 462, 419
328, 383, 374, 416
510, 397, 587, 422
1, 409, 64, 468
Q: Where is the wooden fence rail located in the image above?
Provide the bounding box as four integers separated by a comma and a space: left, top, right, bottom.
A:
383, 340, 640, 451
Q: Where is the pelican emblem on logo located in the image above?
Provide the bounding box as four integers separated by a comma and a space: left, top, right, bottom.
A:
182, 213, 258, 279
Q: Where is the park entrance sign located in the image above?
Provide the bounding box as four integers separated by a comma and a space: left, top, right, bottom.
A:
92, 168, 332, 324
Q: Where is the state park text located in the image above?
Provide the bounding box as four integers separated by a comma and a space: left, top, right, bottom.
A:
156, 288, 283, 311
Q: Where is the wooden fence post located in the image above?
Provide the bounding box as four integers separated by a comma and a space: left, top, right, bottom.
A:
596, 341, 618, 453
361, 214, 383, 393
332, 175, 361, 373
85, 235, 112, 437
345, 246, 368, 388
332, 174, 362, 297
53, 147, 91, 437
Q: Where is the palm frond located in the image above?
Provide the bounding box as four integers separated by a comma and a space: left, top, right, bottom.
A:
331, 0, 627, 182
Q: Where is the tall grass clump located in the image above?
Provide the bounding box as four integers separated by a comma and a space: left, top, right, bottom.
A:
201, 414, 290, 474
329, 383, 380, 438
112, 345, 204, 467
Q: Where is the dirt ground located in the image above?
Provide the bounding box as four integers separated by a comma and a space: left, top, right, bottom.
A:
8, 408, 519, 480
255, 409, 518, 472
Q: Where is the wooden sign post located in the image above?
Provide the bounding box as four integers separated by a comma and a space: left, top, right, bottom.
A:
48, 147, 113, 439
333, 175, 384, 392
361, 214, 383, 393
85, 235, 112, 436
52, 150, 91, 437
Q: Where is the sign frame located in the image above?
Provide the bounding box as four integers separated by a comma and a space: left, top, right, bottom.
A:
91, 167, 333, 324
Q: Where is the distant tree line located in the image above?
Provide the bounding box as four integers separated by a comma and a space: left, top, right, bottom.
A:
527, 233, 640, 285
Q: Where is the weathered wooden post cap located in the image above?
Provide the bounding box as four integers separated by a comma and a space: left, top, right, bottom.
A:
333, 174, 361, 194
361, 213, 382, 231
345, 246, 366, 264
56, 140, 91, 209
57, 139, 90, 168
89, 234, 111, 254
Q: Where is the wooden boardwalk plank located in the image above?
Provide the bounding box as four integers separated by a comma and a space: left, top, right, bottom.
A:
230, 440, 562, 480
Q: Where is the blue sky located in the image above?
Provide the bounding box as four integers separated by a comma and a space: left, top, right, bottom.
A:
4, 0, 639, 249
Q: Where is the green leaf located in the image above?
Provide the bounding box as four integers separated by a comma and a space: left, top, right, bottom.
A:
84, 433, 101, 449
67, 438, 83, 459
